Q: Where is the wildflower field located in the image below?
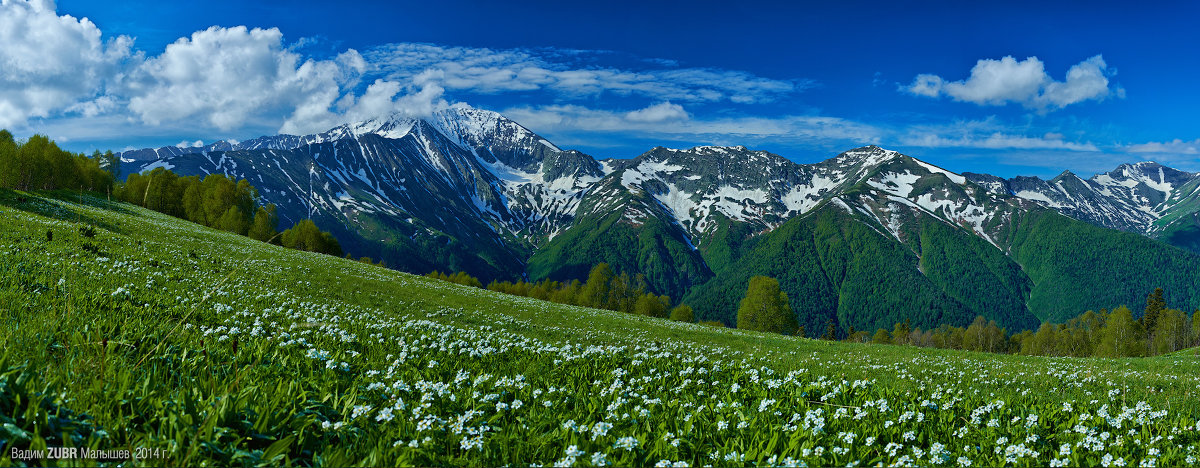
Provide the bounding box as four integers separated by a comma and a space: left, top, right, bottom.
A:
2, 190, 1199, 467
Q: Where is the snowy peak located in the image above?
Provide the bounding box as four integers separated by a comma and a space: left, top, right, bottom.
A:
825, 145, 904, 168
964, 161, 1200, 235
1093, 161, 1191, 196
431, 106, 560, 152
343, 114, 418, 141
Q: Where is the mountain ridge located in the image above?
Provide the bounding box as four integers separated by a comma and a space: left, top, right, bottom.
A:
116, 106, 1200, 333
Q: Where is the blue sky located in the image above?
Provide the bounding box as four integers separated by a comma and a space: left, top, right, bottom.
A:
4, 0, 1199, 177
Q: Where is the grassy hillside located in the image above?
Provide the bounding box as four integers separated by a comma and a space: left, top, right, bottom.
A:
2, 190, 1199, 467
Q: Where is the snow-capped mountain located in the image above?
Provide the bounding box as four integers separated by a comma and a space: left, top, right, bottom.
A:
598, 145, 1008, 242
964, 162, 1200, 236
119, 104, 1200, 274
118, 106, 1200, 333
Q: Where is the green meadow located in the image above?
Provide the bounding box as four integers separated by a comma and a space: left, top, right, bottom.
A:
2, 189, 1198, 467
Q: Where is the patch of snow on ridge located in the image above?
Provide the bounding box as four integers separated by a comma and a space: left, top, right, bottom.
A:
914, 160, 966, 184
710, 185, 768, 221
655, 182, 699, 229
868, 171, 922, 198
639, 159, 685, 174
621, 168, 648, 188
1132, 166, 1174, 195
715, 185, 768, 204
1014, 190, 1061, 207
140, 160, 175, 173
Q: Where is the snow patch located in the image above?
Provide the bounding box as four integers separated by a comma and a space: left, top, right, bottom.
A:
914, 160, 966, 184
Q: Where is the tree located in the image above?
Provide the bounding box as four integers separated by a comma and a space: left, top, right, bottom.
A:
892, 319, 911, 346
871, 328, 892, 344
669, 305, 694, 323
15, 135, 51, 190
550, 280, 581, 306
845, 325, 868, 343
281, 219, 342, 256
1096, 306, 1145, 357
1142, 287, 1166, 342
736, 276, 795, 334
101, 150, 120, 181
607, 272, 645, 313
1193, 310, 1200, 347
248, 204, 279, 242
1027, 322, 1058, 356
821, 318, 837, 340
1152, 308, 1189, 355
580, 263, 614, 309
633, 293, 669, 318
215, 205, 250, 235
0, 131, 17, 188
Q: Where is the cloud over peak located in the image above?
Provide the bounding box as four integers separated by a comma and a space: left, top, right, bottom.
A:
904, 55, 1119, 110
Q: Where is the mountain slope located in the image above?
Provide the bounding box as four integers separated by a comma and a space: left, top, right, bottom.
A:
999, 208, 1200, 322
526, 167, 713, 301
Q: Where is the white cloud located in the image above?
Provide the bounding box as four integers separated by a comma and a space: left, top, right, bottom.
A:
126, 26, 369, 131
624, 102, 688, 123
904, 55, 1118, 110
0, 2, 444, 136
278, 79, 448, 135
0, 0, 134, 127
367, 43, 801, 104
502, 103, 880, 143
900, 132, 1099, 151
1124, 139, 1200, 155
899, 118, 1099, 151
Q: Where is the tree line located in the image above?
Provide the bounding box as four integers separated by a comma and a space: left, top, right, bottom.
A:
428, 263, 696, 322
115, 167, 342, 256
0, 131, 343, 258
729, 273, 1200, 358
851, 288, 1199, 358
0, 131, 117, 192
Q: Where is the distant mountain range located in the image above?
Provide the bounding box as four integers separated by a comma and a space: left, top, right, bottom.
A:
119, 105, 1200, 334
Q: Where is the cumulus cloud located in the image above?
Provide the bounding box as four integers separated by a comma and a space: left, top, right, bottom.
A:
0, 0, 134, 127
0, 2, 446, 136
127, 26, 371, 131
367, 43, 802, 104
904, 55, 1118, 110
278, 79, 448, 135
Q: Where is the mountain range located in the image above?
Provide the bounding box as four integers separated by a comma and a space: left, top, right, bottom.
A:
118, 105, 1200, 334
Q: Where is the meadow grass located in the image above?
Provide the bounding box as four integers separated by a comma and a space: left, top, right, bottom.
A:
1, 189, 1198, 467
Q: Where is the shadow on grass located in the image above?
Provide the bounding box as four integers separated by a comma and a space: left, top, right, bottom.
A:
0, 188, 135, 235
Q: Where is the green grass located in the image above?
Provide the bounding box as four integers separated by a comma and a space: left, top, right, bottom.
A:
1, 189, 1199, 467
